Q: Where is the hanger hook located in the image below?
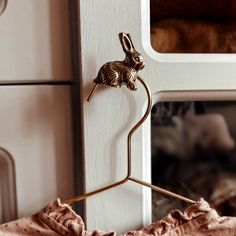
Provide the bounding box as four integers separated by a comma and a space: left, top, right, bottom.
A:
87, 84, 99, 102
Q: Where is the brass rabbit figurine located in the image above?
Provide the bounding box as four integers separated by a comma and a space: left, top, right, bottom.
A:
87, 32, 145, 101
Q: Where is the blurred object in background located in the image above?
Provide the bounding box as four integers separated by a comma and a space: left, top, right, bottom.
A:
151, 101, 236, 220
150, 0, 236, 53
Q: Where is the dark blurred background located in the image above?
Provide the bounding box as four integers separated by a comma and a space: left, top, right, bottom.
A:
151, 101, 236, 220
150, 0, 236, 52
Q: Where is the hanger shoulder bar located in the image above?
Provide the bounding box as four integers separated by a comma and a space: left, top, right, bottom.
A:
64, 175, 195, 205
64, 177, 129, 205
129, 176, 196, 204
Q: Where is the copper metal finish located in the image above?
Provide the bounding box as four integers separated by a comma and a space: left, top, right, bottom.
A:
64, 33, 195, 206
65, 77, 195, 205
87, 84, 98, 102
86, 33, 145, 102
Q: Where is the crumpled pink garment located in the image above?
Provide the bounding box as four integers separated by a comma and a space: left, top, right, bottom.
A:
0, 198, 236, 235
127, 199, 236, 235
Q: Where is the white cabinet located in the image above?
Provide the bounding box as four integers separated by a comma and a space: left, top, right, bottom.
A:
0, 0, 74, 221
0, 0, 76, 226
0, 0, 71, 81
79, 0, 236, 234
0, 86, 73, 217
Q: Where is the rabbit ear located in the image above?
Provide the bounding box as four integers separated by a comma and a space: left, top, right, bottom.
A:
119, 33, 135, 53
126, 33, 135, 50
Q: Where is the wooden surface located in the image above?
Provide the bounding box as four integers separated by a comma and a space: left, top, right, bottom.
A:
0, 86, 73, 218
80, 0, 236, 234
0, 0, 75, 221
0, 0, 71, 81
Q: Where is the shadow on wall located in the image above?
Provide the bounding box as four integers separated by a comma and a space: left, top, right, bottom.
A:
23, 86, 74, 207
0, 0, 7, 16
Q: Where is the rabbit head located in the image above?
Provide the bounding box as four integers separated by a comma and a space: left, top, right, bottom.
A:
119, 33, 145, 71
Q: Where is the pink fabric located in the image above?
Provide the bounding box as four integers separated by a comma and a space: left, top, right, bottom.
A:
0, 198, 236, 235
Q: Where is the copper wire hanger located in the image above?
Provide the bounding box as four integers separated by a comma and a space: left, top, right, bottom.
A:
64, 33, 195, 205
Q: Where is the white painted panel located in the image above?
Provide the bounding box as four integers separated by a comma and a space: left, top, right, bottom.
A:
0, 0, 71, 81
80, 0, 236, 234
80, 1, 151, 233
0, 86, 73, 217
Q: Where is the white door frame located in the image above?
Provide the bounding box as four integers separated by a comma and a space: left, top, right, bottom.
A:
78, 0, 236, 233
